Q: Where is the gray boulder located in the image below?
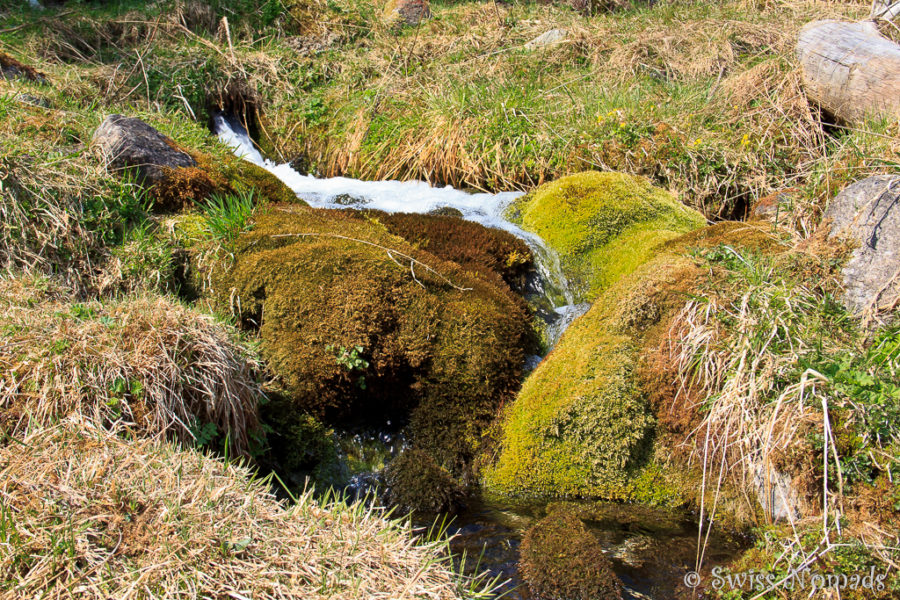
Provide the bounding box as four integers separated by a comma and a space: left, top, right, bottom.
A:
384, 0, 430, 26
824, 174, 900, 313
93, 114, 196, 186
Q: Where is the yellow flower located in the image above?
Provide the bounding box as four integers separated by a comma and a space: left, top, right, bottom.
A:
619, 121, 627, 128
741, 134, 750, 147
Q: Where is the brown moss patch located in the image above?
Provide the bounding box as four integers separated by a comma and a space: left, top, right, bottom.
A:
154, 165, 220, 209
519, 505, 623, 600
213, 205, 532, 474
0, 51, 46, 83
367, 211, 533, 291
148, 143, 303, 210
383, 449, 465, 514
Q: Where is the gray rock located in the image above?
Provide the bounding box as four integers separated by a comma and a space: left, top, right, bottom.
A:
93, 114, 196, 186
427, 206, 463, 218
285, 33, 340, 56
749, 190, 796, 223
524, 29, 569, 50
384, 0, 430, 26
750, 459, 802, 521
16, 94, 51, 108
824, 174, 900, 313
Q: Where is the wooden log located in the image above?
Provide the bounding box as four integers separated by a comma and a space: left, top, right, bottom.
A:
796, 20, 900, 124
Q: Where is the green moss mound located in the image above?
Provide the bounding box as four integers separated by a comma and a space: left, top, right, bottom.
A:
383, 449, 465, 514
214, 205, 532, 475
519, 505, 623, 600
506, 171, 705, 301
485, 221, 780, 499
484, 255, 687, 497
224, 159, 303, 206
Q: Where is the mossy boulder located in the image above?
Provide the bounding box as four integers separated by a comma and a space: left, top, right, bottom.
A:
223, 159, 301, 206
214, 205, 532, 475
519, 505, 623, 600
506, 171, 705, 301
484, 252, 696, 497
366, 211, 533, 293
92, 114, 302, 210
383, 449, 465, 514
485, 221, 781, 499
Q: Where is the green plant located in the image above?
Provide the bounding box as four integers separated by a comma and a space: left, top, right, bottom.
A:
189, 419, 219, 448
327, 344, 370, 389
201, 189, 256, 245
807, 326, 900, 486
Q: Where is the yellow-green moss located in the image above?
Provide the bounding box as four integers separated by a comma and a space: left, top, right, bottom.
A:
213, 205, 531, 475
506, 171, 705, 301
484, 221, 784, 503
224, 159, 305, 206
483, 258, 669, 497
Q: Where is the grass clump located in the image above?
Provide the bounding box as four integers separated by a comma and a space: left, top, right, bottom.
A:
0, 421, 499, 600
0, 277, 263, 456
507, 171, 705, 301
660, 239, 900, 587
201, 188, 257, 245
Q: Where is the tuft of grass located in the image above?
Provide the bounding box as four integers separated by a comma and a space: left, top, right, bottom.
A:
666, 244, 900, 583
0, 277, 264, 456
0, 421, 505, 600
201, 188, 257, 245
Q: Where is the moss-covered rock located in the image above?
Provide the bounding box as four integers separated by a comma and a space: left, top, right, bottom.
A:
484, 252, 697, 497
519, 505, 623, 600
383, 449, 465, 514
506, 171, 705, 301
223, 159, 302, 206
364, 211, 533, 293
485, 221, 781, 499
213, 204, 532, 475
93, 114, 302, 210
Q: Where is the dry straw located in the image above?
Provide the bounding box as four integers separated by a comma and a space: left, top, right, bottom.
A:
0, 420, 479, 599
0, 277, 262, 455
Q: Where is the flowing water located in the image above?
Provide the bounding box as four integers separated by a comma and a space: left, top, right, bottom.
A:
215, 115, 743, 598
214, 113, 589, 350
442, 494, 745, 600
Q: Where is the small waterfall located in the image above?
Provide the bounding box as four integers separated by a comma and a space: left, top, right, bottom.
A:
213, 114, 588, 349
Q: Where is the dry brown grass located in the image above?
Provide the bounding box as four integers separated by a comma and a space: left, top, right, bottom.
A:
0, 277, 262, 455
0, 153, 108, 291
0, 420, 476, 599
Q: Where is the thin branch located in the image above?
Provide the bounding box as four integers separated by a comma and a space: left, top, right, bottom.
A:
270, 232, 473, 291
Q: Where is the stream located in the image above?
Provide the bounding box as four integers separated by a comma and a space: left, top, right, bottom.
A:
214, 113, 588, 350
215, 115, 744, 599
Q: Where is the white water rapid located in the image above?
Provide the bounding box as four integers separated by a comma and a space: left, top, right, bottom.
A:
213, 113, 588, 351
